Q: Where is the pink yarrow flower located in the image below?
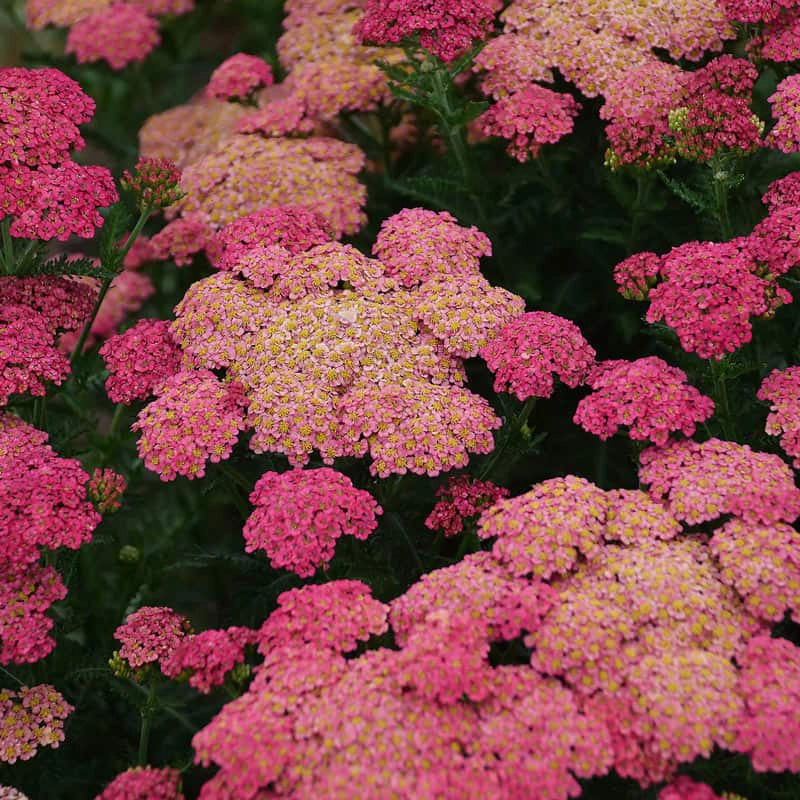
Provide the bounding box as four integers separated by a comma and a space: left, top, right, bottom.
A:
95, 766, 184, 800
480, 85, 581, 162
65, 3, 160, 70
425, 474, 509, 537
114, 606, 192, 669
0, 685, 72, 765
767, 74, 800, 153
758, 366, 800, 466
243, 468, 382, 577
573, 357, 715, 446
480, 311, 596, 401
87, 468, 126, 513
205, 54, 274, 102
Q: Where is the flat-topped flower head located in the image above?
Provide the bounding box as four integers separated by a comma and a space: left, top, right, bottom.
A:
0, 685, 72, 765
149, 214, 214, 267
474, 34, 554, 99
65, 3, 160, 69
425, 475, 510, 537
746, 205, 800, 278
613, 252, 661, 299
95, 766, 184, 800
757, 366, 800, 466
762, 170, 800, 211
480, 311, 596, 400
355, 0, 498, 62
733, 635, 800, 773
161, 626, 256, 693
114, 606, 192, 669
0, 564, 66, 664
132, 370, 248, 481
0, 415, 99, 570
481, 86, 581, 162
574, 357, 715, 446
100, 318, 183, 404
720, 0, 795, 22
243, 468, 382, 577
0, 276, 97, 336
767, 75, 800, 153
478, 476, 608, 578
710, 518, 800, 622
205, 54, 274, 102
372, 208, 491, 287
0, 305, 70, 405
0, 66, 95, 166
175, 135, 366, 235
645, 240, 791, 360
639, 438, 800, 525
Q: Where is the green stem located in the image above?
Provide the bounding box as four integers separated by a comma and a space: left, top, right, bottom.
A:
388, 512, 423, 573
138, 683, 157, 766
33, 395, 47, 430
478, 397, 536, 481
432, 68, 470, 185
714, 178, 733, 240
108, 404, 125, 439
1, 218, 13, 275
710, 359, 735, 440
69, 207, 152, 363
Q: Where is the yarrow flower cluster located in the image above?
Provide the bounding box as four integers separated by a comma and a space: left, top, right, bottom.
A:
132, 370, 248, 480
710, 518, 800, 623
425, 474, 509, 537
161, 626, 256, 693
100, 319, 184, 404
158, 209, 515, 477
205, 53, 274, 102
113, 606, 192, 670
480, 311, 596, 400
639, 438, 800, 525
573, 357, 715, 446
0, 67, 117, 241
733, 635, 800, 773
0, 685, 72, 765
28, 0, 195, 69
767, 75, 800, 153
480, 85, 581, 162
658, 777, 723, 800
95, 766, 184, 800
643, 240, 791, 360
757, 366, 800, 465
354, 0, 499, 62
243, 468, 382, 577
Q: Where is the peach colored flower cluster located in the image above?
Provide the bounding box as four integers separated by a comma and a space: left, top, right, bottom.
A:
153, 208, 518, 479
0, 685, 72, 765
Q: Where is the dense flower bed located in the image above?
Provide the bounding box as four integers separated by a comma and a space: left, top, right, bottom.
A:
2, 0, 800, 798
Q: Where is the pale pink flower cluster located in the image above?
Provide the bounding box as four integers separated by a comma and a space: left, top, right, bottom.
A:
164, 209, 514, 477
480, 311, 596, 400
746, 205, 800, 278
0, 68, 117, 241
767, 75, 800, 153
477, 476, 609, 578
194, 577, 611, 800
354, 0, 499, 62
28, 0, 195, 69
372, 208, 492, 286
425, 474, 509, 537
639, 438, 800, 525
173, 134, 367, 235
473, 34, 554, 99
132, 370, 248, 480
243, 468, 382, 576
100, 319, 184, 404
114, 606, 192, 669
161, 627, 256, 693
757, 366, 800, 465
574, 357, 715, 446
149, 214, 214, 267
711, 518, 800, 623
733, 635, 800, 772
95, 766, 184, 800
0, 685, 72, 765
752, 7, 800, 62
87, 468, 127, 513
205, 54, 274, 102
480, 85, 581, 162
0, 787, 29, 799
487, 0, 732, 102
719, 0, 795, 22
